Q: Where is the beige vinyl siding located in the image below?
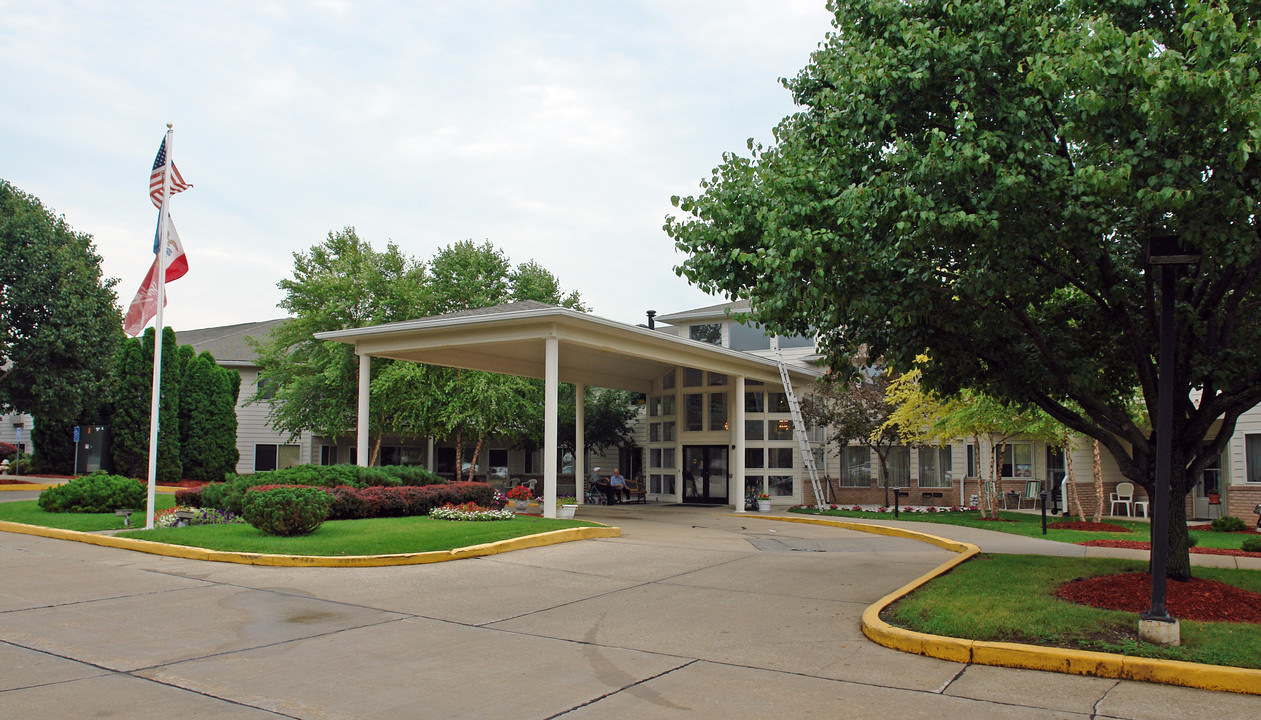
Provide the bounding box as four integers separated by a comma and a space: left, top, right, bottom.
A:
234, 367, 313, 474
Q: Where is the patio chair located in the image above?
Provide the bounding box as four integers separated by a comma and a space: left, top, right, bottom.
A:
1110, 482, 1134, 516
1019, 480, 1041, 509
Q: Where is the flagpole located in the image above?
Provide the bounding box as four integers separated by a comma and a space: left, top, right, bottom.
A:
144, 123, 175, 530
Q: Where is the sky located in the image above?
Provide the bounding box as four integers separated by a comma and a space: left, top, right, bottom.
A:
1, 1, 835, 331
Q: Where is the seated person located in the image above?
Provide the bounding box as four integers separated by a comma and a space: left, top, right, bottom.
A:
606, 468, 627, 504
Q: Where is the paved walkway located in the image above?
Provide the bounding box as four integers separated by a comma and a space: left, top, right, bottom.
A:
1, 503, 1259, 718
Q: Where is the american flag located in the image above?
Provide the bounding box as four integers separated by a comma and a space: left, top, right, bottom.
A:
149, 138, 191, 209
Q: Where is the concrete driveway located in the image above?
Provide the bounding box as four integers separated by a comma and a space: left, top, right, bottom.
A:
1, 504, 1258, 718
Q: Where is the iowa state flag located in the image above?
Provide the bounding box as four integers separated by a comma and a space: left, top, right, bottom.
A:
123, 209, 188, 336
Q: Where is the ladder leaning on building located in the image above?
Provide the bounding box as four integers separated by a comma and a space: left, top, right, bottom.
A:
776, 348, 825, 509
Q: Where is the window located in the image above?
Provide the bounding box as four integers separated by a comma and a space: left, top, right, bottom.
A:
320, 445, 337, 466
662, 395, 676, 416
919, 446, 952, 488
745, 419, 764, 441
650, 448, 662, 468
255, 376, 277, 400
769, 475, 794, 497
966, 444, 977, 478
1247, 435, 1261, 483
689, 323, 722, 345
887, 446, 911, 487
746, 448, 764, 469
685, 393, 704, 431
662, 370, 676, 389
255, 444, 299, 472
380, 446, 424, 466
662, 448, 675, 468
708, 373, 727, 386
525, 449, 543, 475
683, 368, 704, 387
729, 321, 771, 351
746, 476, 765, 496
999, 443, 1034, 478
649, 396, 660, 417
489, 449, 508, 479
768, 448, 794, 469
775, 334, 814, 349
767, 419, 793, 441
745, 391, 764, 413
662, 421, 676, 442
650, 423, 661, 443
768, 392, 789, 413
1203, 453, 1222, 495
839, 446, 871, 487
436, 447, 456, 474
650, 473, 662, 493
708, 392, 728, 431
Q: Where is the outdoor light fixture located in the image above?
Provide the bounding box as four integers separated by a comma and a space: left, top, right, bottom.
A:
1141, 235, 1200, 647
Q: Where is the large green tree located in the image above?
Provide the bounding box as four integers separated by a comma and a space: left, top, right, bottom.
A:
110, 327, 182, 482
666, 0, 1261, 580
0, 181, 121, 444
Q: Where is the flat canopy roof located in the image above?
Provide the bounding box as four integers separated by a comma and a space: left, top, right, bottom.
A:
315, 301, 822, 392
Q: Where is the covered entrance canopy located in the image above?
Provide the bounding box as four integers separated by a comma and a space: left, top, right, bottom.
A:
315, 301, 822, 516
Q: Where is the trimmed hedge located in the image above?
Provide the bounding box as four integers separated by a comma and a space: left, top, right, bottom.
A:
241, 485, 330, 536
226, 481, 499, 520
38, 473, 146, 513
198, 464, 450, 515
174, 485, 204, 507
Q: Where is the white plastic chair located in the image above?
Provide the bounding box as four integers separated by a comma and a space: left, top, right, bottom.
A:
1110, 482, 1134, 516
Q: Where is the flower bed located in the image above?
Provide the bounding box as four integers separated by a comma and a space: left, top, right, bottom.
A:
154, 506, 246, 528
430, 502, 515, 521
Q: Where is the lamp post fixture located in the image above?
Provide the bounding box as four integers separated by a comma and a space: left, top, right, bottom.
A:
1140, 235, 1199, 647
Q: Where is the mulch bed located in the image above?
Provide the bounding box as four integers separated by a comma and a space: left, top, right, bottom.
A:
1057, 572, 1261, 623
1078, 539, 1261, 558
0, 479, 35, 485
1189, 524, 1261, 535
1048, 521, 1132, 532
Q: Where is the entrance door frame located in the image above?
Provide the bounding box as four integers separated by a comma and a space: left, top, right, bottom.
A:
683, 444, 729, 504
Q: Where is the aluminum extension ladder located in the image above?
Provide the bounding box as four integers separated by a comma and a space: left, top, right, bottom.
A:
775, 347, 826, 509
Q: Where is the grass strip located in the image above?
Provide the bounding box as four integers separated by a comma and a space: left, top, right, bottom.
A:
118, 515, 599, 555
887, 554, 1261, 669
792, 507, 1254, 550
0, 496, 177, 531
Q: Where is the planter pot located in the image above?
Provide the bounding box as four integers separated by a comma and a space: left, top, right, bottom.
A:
513, 500, 530, 512
557, 504, 578, 520
757, 500, 772, 513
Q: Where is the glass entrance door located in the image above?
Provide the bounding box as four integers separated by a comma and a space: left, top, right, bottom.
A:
683, 446, 729, 504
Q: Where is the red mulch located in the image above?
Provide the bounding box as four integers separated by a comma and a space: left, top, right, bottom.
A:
1189, 524, 1261, 535
1048, 521, 1132, 533
0, 478, 33, 485
1078, 539, 1261, 558
160, 480, 210, 488
1057, 572, 1261, 623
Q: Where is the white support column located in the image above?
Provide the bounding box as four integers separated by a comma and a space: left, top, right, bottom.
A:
357, 353, 370, 467
734, 375, 746, 512
574, 383, 585, 505
543, 337, 558, 518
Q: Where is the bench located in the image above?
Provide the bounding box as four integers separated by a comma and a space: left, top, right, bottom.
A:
622, 480, 647, 504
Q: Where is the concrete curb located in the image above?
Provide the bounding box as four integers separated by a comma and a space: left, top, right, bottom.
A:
0, 519, 620, 567
750, 515, 1261, 696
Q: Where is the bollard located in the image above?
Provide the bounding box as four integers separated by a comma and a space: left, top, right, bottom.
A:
1040, 491, 1048, 535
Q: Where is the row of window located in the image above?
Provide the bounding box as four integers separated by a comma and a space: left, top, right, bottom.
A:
686, 322, 814, 352
648, 389, 792, 417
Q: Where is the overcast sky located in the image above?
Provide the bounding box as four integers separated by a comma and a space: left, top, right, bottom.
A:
2, 1, 834, 331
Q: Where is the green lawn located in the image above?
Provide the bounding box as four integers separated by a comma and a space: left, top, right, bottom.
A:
792, 506, 1259, 551
887, 554, 1261, 669
0, 496, 177, 531
119, 515, 599, 555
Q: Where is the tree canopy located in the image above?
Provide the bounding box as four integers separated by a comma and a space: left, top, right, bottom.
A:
666, 0, 1261, 579
0, 180, 121, 423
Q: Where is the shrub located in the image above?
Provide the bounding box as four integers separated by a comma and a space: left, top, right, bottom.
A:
241, 486, 330, 536
323, 485, 370, 520
37, 473, 146, 513
1241, 537, 1261, 553
1187, 535, 1199, 548
1211, 515, 1247, 533
174, 485, 204, 507
379, 464, 444, 486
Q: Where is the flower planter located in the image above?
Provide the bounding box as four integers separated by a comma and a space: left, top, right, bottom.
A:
557, 504, 578, 520
757, 500, 772, 513
513, 499, 530, 512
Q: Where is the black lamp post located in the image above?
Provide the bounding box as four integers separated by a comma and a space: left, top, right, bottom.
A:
1141, 235, 1199, 640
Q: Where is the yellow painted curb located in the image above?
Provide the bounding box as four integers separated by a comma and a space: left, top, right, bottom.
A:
0, 483, 58, 492
748, 515, 1261, 696
0, 519, 620, 567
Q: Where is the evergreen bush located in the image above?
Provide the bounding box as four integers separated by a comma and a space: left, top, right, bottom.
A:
37, 472, 145, 513
241, 486, 330, 536
1211, 516, 1247, 533
1241, 537, 1261, 553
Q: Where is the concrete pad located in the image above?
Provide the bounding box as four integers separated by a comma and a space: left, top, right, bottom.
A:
487, 535, 755, 583
0, 673, 285, 718
565, 659, 1094, 719
0, 584, 403, 671
139, 616, 689, 720
661, 550, 951, 604
0, 641, 107, 691
1096, 676, 1261, 718
0, 542, 211, 611
944, 663, 1116, 714
487, 579, 960, 691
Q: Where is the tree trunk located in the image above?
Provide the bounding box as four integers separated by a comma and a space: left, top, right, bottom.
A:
1164, 482, 1193, 582
1065, 435, 1086, 521
1091, 440, 1103, 524
465, 435, 484, 483
369, 433, 381, 467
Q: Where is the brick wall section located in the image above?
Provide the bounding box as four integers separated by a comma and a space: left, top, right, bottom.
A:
1227, 486, 1261, 525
